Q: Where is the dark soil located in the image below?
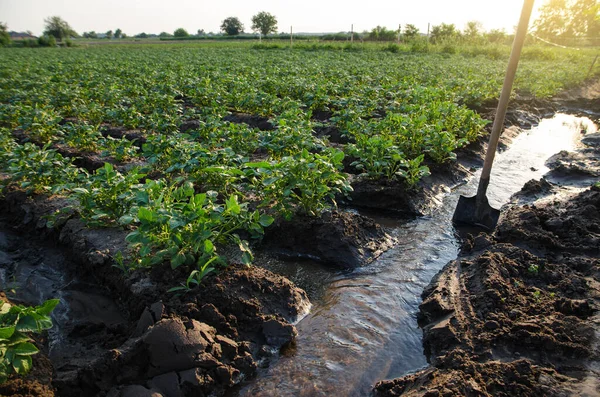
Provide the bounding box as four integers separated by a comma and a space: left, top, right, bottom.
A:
0, 191, 310, 397
222, 113, 274, 131
374, 184, 600, 396
11, 129, 144, 174
100, 125, 147, 147
261, 210, 397, 268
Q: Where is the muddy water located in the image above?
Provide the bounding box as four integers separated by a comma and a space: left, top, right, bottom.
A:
0, 223, 127, 369
239, 114, 598, 397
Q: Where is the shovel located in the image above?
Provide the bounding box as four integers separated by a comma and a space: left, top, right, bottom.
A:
452, 0, 535, 231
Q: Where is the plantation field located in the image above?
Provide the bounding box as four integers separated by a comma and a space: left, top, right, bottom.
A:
0, 43, 598, 286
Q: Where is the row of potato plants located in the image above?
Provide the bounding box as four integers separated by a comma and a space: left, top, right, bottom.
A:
0, 44, 596, 288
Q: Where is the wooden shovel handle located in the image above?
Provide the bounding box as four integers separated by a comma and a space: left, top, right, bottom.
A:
477, 0, 535, 202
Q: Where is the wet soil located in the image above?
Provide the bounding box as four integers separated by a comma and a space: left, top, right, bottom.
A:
261, 210, 397, 268
374, 132, 600, 396
0, 191, 310, 397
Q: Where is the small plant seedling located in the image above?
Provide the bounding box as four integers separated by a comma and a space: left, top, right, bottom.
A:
0, 298, 59, 383
528, 264, 539, 275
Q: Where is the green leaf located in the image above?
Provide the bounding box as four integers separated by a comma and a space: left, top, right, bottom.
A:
138, 207, 154, 222
15, 316, 38, 333
118, 215, 135, 225
258, 214, 274, 227
0, 326, 16, 340
72, 187, 89, 194
225, 196, 240, 215
0, 302, 11, 315
171, 252, 187, 269
204, 240, 214, 255
35, 299, 59, 316
241, 251, 253, 265
12, 355, 32, 374
13, 342, 38, 356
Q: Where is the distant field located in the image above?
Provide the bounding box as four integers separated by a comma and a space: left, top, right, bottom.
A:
0, 42, 598, 278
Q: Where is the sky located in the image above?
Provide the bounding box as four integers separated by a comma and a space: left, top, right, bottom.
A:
1, 0, 544, 36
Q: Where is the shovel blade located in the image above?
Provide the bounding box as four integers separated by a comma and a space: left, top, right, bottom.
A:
452, 195, 500, 232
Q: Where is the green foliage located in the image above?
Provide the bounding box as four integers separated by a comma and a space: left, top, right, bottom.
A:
430, 23, 458, 44
173, 28, 189, 38
0, 23, 10, 47
221, 17, 244, 36
43, 16, 77, 41
0, 299, 59, 384
1, 143, 80, 194
125, 180, 272, 275
244, 148, 351, 219
72, 163, 145, 227
367, 26, 398, 41
534, 0, 600, 39
251, 12, 278, 36
37, 35, 56, 47
403, 24, 420, 39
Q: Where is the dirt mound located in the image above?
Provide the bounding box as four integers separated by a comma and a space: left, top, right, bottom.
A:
375, 185, 600, 396
261, 210, 396, 268
0, 191, 310, 397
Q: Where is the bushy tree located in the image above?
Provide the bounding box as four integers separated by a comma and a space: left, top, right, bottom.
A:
464, 21, 483, 38
251, 11, 278, 36
114, 28, 122, 39
174, 28, 189, 37
197, 29, 205, 36
83, 31, 98, 39
221, 17, 244, 36
158, 32, 172, 38
0, 22, 10, 46
403, 24, 420, 39
136, 32, 148, 39
43, 16, 77, 41
534, 0, 600, 38
367, 26, 398, 41
106, 30, 113, 39
430, 23, 458, 43
38, 35, 57, 47
485, 28, 508, 43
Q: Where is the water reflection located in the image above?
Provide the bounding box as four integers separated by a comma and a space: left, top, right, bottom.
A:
238, 114, 596, 396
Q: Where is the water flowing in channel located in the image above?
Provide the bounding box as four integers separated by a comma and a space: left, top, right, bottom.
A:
237, 114, 597, 396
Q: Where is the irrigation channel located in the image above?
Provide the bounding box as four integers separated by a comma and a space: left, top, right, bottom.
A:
236, 113, 598, 397
0, 113, 596, 396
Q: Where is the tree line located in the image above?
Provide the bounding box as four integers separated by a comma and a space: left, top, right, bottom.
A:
1, 1, 598, 47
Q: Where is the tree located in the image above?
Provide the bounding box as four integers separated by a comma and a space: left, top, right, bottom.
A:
367, 26, 397, 41
114, 28, 122, 39
158, 32, 172, 38
197, 29, 205, 36
174, 28, 189, 38
570, 0, 600, 37
0, 22, 10, 46
430, 23, 458, 43
106, 30, 113, 39
221, 17, 244, 36
43, 16, 77, 41
533, 0, 573, 38
403, 24, 420, 39
83, 31, 98, 39
464, 21, 483, 38
485, 28, 508, 43
251, 11, 278, 36
136, 32, 148, 39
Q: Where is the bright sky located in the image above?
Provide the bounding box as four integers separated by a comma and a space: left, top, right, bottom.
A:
1, 0, 544, 36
